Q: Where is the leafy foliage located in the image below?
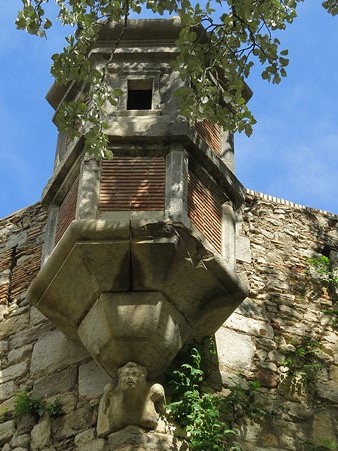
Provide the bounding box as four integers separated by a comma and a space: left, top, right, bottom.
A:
166, 338, 264, 450
282, 336, 323, 387
308, 255, 338, 328
14, 390, 64, 420
15, 0, 338, 157
308, 256, 338, 286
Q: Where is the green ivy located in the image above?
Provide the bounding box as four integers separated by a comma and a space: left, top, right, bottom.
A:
282, 336, 323, 388
166, 338, 264, 451
308, 255, 338, 329
308, 256, 338, 287
14, 391, 64, 420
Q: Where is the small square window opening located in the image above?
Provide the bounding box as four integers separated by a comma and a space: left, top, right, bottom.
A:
127, 79, 153, 110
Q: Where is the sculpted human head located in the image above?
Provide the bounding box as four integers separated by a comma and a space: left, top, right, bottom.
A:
118, 362, 147, 392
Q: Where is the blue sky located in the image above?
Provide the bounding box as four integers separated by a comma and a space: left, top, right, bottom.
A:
0, 2, 337, 218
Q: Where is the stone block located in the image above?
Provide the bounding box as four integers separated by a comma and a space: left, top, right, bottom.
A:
215, 327, 255, 373
0, 420, 15, 445
0, 381, 15, 402
15, 415, 37, 435
0, 341, 8, 353
0, 314, 29, 340
74, 428, 95, 446
52, 407, 95, 439
260, 433, 279, 448
255, 369, 278, 388
316, 381, 338, 403
79, 361, 111, 399
76, 439, 106, 451
1, 362, 27, 383
9, 322, 55, 350
7, 344, 32, 365
30, 330, 88, 376
30, 416, 51, 450
225, 313, 274, 339
30, 307, 49, 327
6, 231, 27, 249
108, 425, 187, 451
10, 434, 30, 448
33, 367, 77, 397
236, 235, 252, 263
313, 411, 336, 442
47, 392, 77, 415
329, 365, 338, 383
0, 397, 16, 418
284, 402, 313, 420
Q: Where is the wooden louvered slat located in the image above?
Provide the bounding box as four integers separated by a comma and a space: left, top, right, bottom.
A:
99, 157, 165, 211
195, 120, 221, 156
55, 176, 79, 244
187, 172, 222, 253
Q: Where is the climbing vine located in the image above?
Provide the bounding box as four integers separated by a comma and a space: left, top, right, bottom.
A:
165, 338, 264, 451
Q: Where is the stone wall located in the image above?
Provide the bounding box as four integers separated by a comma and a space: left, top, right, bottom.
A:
0, 194, 337, 450
215, 191, 338, 450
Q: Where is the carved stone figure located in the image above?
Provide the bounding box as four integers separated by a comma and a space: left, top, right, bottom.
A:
97, 361, 166, 436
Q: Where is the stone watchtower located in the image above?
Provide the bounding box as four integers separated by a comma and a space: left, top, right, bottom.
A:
28, 17, 249, 433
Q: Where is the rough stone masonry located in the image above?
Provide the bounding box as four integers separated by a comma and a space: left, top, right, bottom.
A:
0, 189, 337, 450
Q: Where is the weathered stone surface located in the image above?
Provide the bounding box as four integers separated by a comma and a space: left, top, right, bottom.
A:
5, 231, 27, 249
313, 411, 336, 442
30, 330, 88, 376
255, 369, 278, 388
1, 362, 27, 383
33, 367, 77, 397
236, 235, 252, 263
284, 401, 313, 420
0, 420, 15, 445
47, 392, 77, 415
329, 365, 338, 383
31, 416, 51, 450
79, 361, 111, 399
15, 414, 37, 435
0, 396, 15, 418
0, 381, 15, 402
316, 381, 338, 403
0, 313, 29, 340
215, 327, 254, 373
10, 433, 30, 448
52, 407, 95, 439
74, 428, 95, 446
78, 291, 190, 379
76, 439, 105, 451
0, 341, 8, 353
108, 425, 187, 451
9, 322, 55, 350
30, 307, 49, 327
226, 313, 274, 339
7, 344, 32, 365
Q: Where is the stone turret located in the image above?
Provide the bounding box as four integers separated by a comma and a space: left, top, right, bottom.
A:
27, 18, 249, 382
